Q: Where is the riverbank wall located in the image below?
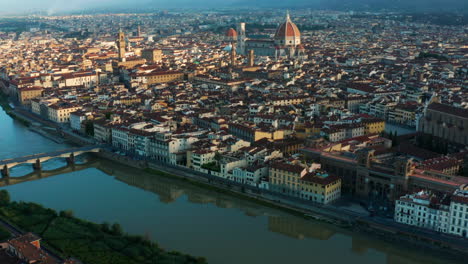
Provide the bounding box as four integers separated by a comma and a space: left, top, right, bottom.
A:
1, 102, 91, 147
28, 126, 64, 144
144, 161, 468, 260
2, 97, 467, 261
48, 141, 468, 261
95, 151, 148, 169
0, 93, 31, 126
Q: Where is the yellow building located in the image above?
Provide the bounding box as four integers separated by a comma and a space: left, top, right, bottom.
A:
269, 162, 307, 195
134, 70, 185, 85
115, 97, 142, 106
17, 87, 43, 105
269, 162, 341, 204
271, 96, 308, 106
228, 123, 284, 143
362, 118, 385, 135
146, 71, 184, 84
294, 122, 321, 139
255, 129, 284, 142
299, 171, 341, 204
114, 58, 147, 69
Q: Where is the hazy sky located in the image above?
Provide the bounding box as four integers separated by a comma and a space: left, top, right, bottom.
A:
1, 0, 239, 13
0, 0, 465, 14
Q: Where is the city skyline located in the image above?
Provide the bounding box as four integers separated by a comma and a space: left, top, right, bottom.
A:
0, 0, 467, 14
0, 4, 466, 264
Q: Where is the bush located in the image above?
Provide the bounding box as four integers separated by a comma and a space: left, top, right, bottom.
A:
0, 190, 10, 206
101, 222, 110, 233
0, 226, 11, 241
111, 223, 123, 236
0, 199, 206, 263
59, 210, 74, 218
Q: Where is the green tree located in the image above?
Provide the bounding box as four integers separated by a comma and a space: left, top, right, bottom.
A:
111, 223, 123, 236
85, 121, 94, 136
59, 210, 74, 218
0, 226, 11, 240
0, 190, 10, 206
214, 151, 222, 162
392, 131, 399, 147
101, 222, 110, 233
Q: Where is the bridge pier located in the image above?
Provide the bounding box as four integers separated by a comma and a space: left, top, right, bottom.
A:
1, 165, 9, 178
32, 159, 42, 171
66, 153, 75, 165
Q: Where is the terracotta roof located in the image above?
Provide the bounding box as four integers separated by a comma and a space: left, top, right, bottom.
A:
270, 162, 305, 174
452, 195, 468, 204
7, 233, 59, 264
428, 103, 468, 118
226, 28, 237, 38
301, 173, 340, 185
275, 18, 300, 39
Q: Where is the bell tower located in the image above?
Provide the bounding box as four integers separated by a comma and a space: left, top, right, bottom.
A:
237, 22, 246, 55
117, 30, 126, 61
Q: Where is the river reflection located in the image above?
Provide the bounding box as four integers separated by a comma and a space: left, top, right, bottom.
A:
1, 158, 459, 264
1, 105, 462, 264
0, 109, 68, 160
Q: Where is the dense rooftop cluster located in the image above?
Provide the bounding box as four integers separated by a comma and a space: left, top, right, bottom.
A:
0, 9, 467, 241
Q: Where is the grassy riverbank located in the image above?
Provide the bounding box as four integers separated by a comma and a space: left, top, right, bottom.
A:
0, 90, 13, 112
0, 225, 11, 240
0, 191, 206, 264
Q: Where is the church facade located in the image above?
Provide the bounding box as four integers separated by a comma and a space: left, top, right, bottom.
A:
230, 12, 305, 59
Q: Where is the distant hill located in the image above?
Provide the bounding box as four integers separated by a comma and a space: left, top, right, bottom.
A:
231, 0, 467, 13
31, 0, 467, 16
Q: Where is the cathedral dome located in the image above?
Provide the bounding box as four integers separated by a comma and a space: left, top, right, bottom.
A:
274, 13, 300, 40
226, 28, 238, 39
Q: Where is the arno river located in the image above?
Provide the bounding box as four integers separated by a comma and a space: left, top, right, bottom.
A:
0, 108, 461, 264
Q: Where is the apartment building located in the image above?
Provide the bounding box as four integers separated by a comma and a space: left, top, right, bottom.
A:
47, 102, 81, 123
395, 186, 468, 238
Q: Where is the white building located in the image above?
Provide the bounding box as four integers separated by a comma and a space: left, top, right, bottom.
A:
112, 127, 130, 151
219, 154, 247, 180
395, 186, 468, 238
149, 133, 199, 165
47, 102, 81, 123
448, 187, 468, 238
232, 164, 268, 186
190, 149, 216, 172
70, 111, 91, 132
394, 191, 450, 233
58, 71, 98, 88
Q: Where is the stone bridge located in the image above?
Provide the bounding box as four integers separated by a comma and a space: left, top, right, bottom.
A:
0, 145, 106, 177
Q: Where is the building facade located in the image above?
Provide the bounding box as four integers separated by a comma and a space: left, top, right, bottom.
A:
448, 187, 468, 238
269, 162, 341, 204
419, 102, 468, 145
395, 186, 468, 238
395, 191, 450, 233
237, 12, 304, 59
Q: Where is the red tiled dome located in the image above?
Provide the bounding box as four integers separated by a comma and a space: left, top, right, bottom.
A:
226, 28, 238, 38
274, 14, 300, 39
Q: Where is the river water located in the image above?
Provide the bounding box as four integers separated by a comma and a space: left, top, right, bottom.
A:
0, 108, 461, 264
